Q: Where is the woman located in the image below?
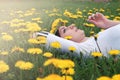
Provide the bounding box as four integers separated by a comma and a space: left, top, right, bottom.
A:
54, 12, 120, 56
36, 12, 120, 57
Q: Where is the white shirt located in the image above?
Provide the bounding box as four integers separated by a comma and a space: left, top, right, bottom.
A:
39, 24, 120, 57
97, 24, 120, 56
77, 24, 120, 56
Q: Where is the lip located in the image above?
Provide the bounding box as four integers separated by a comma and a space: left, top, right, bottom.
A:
75, 28, 78, 32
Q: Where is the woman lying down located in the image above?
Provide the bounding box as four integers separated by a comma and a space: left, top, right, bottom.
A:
34, 12, 120, 57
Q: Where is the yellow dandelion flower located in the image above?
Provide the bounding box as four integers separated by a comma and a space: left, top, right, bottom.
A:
99, 8, 105, 12
94, 34, 99, 40
114, 16, 120, 21
37, 36, 46, 40
105, 16, 110, 19
2, 34, 13, 41
64, 36, 72, 40
68, 46, 76, 52
44, 58, 57, 66
108, 50, 120, 56
88, 23, 95, 27
27, 48, 43, 54
32, 18, 41, 21
44, 58, 75, 69
50, 41, 61, 48
57, 59, 75, 69
43, 52, 53, 58
0, 61, 9, 73
97, 76, 111, 80
15, 60, 34, 70
0, 51, 8, 55
26, 22, 41, 32
15, 60, 24, 67
112, 74, 120, 80
28, 38, 40, 44
61, 76, 73, 80
77, 10, 82, 15
91, 52, 103, 57
44, 74, 62, 80
50, 18, 68, 34
11, 46, 25, 53
90, 31, 95, 36
28, 37, 46, 44
61, 68, 75, 75
36, 77, 43, 80
36, 36, 47, 44
83, 23, 95, 27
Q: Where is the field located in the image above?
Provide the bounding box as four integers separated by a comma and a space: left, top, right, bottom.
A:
0, 0, 120, 80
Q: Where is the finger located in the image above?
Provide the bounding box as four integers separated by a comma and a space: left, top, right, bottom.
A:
91, 14, 95, 17
88, 20, 97, 25
88, 16, 92, 20
88, 15, 95, 20
95, 12, 99, 17
91, 14, 95, 19
96, 12, 103, 17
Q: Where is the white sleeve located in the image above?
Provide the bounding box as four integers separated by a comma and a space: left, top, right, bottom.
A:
97, 24, 120, 56
46, 33, 80, 55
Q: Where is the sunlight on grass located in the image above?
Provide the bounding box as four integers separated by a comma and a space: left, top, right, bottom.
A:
0, 0, 120, 80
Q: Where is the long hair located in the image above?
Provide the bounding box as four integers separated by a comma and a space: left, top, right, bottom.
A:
55, 29, 61, 37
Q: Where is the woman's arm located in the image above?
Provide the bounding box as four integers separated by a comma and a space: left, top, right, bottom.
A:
88, 12, 120, 29
105, 20, 120, 29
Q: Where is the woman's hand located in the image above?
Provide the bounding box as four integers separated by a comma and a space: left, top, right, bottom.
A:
87, 12, 109, 29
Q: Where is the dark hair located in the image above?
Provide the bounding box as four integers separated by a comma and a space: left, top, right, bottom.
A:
55, 29, 61, 37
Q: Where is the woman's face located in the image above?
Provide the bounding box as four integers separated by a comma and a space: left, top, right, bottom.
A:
58, 25, 86, 42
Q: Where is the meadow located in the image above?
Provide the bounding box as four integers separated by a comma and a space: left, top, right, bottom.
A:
0, 0, 120, 80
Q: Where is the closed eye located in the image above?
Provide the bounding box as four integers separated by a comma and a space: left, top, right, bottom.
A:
63, 28, 66, 33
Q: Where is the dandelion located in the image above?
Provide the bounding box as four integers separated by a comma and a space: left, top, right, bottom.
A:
61, 75, 73, 80
45, 74, 62, 80
83, 23, 95, 27
99, 8, 105, 12
94, 34, 99, 40
43, 52, 53, 58
90, 31, 95, 36
108, 50, 120, 56
97, 76, 111, 80
37, 74, 62, 80
29, 36, 47, 44
2, 34, 13, 41
15, 60, 34, 70
50, 41, 61, 49
11, 46, 25, 53
28, 38, 40, 44
36, 77, 43, 80
27, 48, 43, 54
0, 51, 9, 55
26, 22, 41, 32
91, 52, 103, 57
50, 18, 68, 34
61, 68, 75, 75
36, 36, 47, 44
112, 74, 120, 80
0, 61, 9, 73
44, 58, 75, 69
64, 36, 72, 40
68, 46, 76, 52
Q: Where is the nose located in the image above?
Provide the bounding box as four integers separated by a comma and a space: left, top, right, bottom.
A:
68, 24, 75, 29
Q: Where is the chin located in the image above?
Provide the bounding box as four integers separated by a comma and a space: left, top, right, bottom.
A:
78, 30, 84, 33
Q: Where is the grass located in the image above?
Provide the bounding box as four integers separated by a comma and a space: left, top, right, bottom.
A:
0, 0, 120, 80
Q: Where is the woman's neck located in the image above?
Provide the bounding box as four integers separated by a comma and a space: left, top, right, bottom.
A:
79, 37, 89, 43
